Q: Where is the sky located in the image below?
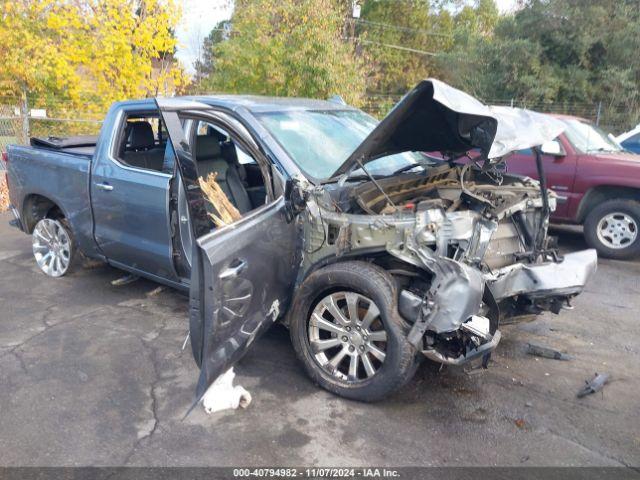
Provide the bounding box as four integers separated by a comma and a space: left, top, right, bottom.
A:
174, 0, 519, 73
174, 0, 233, 72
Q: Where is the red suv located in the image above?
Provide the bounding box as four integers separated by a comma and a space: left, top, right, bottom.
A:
506, 114, 640, 259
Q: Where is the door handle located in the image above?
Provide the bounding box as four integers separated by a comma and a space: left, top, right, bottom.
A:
95, 182, 114, 191
219, 259, 247, 280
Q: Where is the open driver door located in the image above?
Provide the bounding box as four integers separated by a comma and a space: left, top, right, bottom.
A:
157, 98, 300, 404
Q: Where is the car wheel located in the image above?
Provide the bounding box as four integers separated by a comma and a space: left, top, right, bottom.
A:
289, 261, 421, 402
32, 217, 76, 277
584, 199, 640, 259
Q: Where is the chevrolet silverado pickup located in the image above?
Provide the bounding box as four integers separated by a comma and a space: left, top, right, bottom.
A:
5, 79, 596, 402
507, 114, 640, 259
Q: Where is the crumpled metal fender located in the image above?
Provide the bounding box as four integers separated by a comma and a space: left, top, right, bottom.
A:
388, 228, 485, 340
416, 258, 484, 333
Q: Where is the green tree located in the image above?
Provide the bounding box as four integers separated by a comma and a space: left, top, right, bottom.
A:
440, 0, 640, 130
358, 0, 498, 113
359, 0, 452, 96
193, 20, 232, 86
201, 0, 367, 106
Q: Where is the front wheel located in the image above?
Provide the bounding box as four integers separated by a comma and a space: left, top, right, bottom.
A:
584, 199, 640, 260
32, 218, 76, 277
289, 261, 420, 402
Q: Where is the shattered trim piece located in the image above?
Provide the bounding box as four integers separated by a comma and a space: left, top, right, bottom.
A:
577, 373, 610, 398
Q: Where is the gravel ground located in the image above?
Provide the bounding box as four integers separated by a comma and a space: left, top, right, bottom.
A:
0, 214, 638, 468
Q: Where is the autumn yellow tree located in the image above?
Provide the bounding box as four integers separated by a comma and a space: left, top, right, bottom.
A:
0, 1, 81, 99
0, 0, 188, 114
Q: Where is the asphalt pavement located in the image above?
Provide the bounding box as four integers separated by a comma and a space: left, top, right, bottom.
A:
0, 214, 638, 467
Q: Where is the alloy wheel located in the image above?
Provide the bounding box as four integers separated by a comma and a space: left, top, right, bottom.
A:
32, 219, 72, 277
596, 212, 638, 249
308, 291, 388, 382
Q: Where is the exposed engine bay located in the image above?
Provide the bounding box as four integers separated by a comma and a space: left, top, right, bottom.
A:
296, 162, 597, 366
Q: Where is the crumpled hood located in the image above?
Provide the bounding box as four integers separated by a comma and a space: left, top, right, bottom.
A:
330, 79, 566, 178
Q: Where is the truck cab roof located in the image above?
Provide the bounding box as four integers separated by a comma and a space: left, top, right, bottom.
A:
114, 95, 355, 114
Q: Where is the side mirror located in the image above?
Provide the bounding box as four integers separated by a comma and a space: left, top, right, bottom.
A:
608, 133, 623, 148
284, 178, 307, 223
540, 140, 564, 157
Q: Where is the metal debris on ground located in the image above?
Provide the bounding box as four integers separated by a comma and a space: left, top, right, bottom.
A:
81, 257, 105, 270
465, 367, 486, 376
577, 373, 610, 398
110, 274, 140, 286
146, 286, 165, 297
527, 342, 572, 361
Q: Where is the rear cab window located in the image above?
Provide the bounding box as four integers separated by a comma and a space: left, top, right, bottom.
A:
114, 112, 174, 173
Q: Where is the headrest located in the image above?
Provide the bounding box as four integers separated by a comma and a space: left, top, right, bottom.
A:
207, 125, 228, 142
129, 122, 155, 150
221, 141, 238, 165
196, 135, 222, 161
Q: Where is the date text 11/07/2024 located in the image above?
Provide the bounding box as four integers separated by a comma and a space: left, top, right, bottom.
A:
232, 468, 401, 478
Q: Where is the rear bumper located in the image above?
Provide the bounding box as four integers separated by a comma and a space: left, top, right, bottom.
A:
486, 249, 598, 300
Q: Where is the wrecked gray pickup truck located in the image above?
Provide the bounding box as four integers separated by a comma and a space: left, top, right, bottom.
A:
7, 79, 596, 402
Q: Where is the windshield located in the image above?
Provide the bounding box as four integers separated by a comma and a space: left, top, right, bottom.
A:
257, 109, 432, 180
562, 119, 622, 153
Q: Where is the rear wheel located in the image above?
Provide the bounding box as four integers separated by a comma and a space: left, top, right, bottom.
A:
584, 199, 640, 259
289, 261, 420, 402
32, 218, 76, 277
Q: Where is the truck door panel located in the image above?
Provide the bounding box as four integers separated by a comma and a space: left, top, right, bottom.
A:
192, 198, 298, 397
91, 110, 176, 279
158, 99, 299, 401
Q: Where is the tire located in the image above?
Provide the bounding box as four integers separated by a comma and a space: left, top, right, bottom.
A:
32, 217, 77, 277
289, 261, 421, 402
584, 199, 640, 260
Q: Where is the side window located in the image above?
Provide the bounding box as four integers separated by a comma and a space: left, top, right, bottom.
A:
193, 121, 258, 169
115, 113, 171, 173
622, 132, 640, 151
191, 120, 267, 216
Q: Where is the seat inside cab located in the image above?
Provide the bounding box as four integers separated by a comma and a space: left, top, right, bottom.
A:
193, 122, 267, 215
117, 115, 172, 173
174, 121, 270, 276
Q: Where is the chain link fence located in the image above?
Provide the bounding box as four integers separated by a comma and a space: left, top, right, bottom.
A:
362, 94, 637, 135
0, 103, 25, 153
0, 92, 103, 154
0, 92, 636, 153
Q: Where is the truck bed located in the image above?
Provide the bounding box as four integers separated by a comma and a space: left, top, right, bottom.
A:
6, 142, 94, 251
30, 136, 97, 159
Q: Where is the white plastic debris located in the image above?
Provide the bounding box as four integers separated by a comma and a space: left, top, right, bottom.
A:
202, 368, 252, 414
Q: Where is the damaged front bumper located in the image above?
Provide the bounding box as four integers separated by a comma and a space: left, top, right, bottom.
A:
486, 249, 597, 301
422, 330, 501, 366
399, 249, 597, 366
